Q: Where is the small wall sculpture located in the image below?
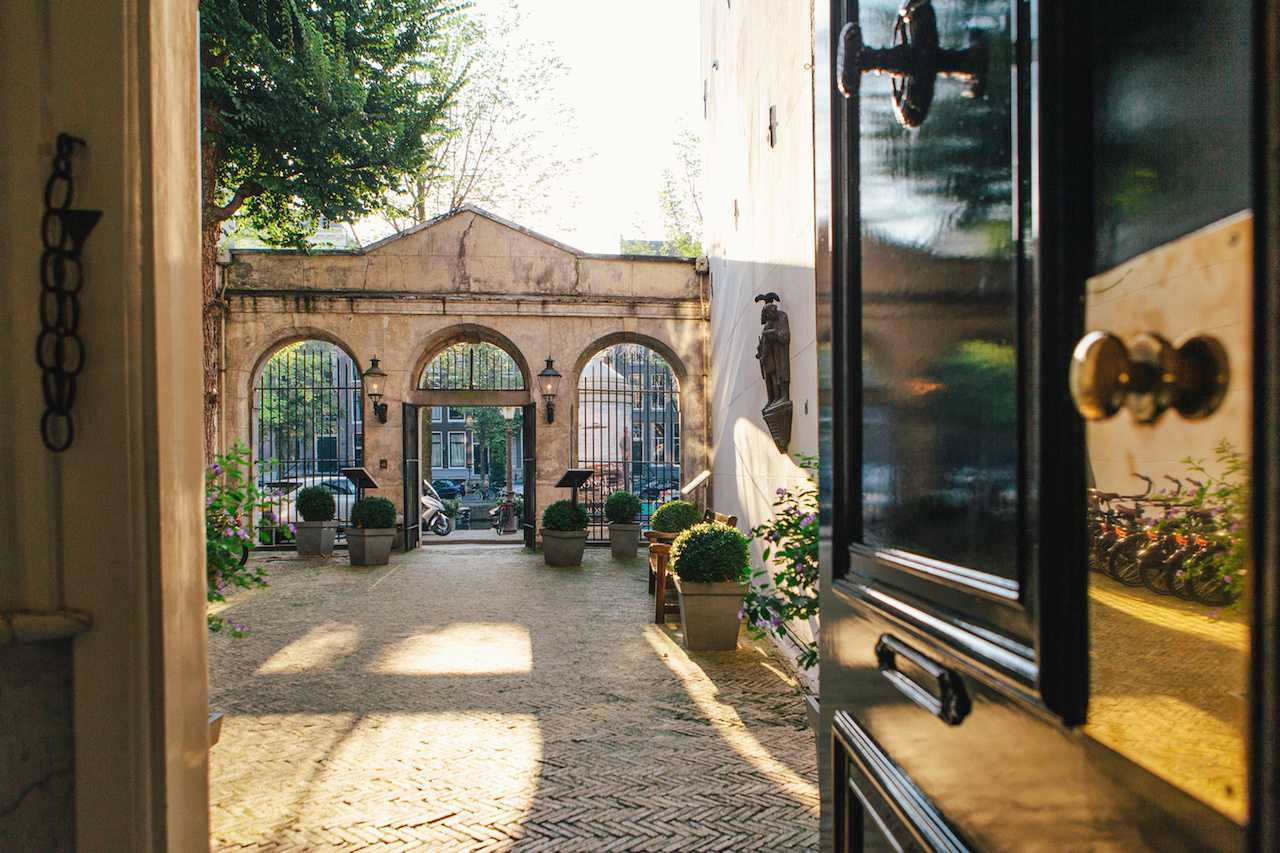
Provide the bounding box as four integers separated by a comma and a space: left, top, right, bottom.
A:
755, 292, 792, 451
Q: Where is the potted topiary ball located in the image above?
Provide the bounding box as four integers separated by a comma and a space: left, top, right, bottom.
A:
605, 491, 643, 559
541, 499, 590, 566
670, 521, 750, 650
646, 499, 701, 546
294, 485, 337, 556
347, 496, 397, 566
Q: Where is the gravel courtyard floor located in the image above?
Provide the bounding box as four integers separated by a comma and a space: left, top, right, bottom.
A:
208, 544, 819, 851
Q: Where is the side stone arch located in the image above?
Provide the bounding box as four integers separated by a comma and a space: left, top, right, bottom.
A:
247, 326, 365, 403
571, 332, 689, 538
571, 331, 688, 387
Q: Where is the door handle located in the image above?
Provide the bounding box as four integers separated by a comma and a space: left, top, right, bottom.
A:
875, 634, 971, 725
1069, 331, 1229, 423
836, 0, 986, 128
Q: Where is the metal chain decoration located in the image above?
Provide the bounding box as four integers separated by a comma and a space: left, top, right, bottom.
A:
37, 134, 101, 452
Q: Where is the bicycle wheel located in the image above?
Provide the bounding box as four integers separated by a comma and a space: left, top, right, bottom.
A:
1107, 537, 1144, 586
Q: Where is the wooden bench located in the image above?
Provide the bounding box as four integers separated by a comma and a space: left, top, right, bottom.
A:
645, 509, 739, 624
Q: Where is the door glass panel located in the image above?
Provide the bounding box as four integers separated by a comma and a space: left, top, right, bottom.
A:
859, 0, 1020, 579
1082, 215, 1252, 822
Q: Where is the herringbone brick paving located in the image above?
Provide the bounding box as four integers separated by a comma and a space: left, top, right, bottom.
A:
208, 545, 819, 851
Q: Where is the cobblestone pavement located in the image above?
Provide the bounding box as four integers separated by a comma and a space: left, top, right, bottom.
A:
208, 545, 819, 851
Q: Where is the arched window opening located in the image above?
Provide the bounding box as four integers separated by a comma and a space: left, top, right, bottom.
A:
252, 340, 363, 545
576, 343, 681, 541
420, 341, 525, 391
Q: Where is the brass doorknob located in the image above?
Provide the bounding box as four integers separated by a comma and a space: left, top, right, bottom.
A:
1070, 331, 1229, 423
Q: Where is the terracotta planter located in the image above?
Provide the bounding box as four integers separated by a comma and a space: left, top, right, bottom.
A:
347, 527, 394, 566
295, 520, 336, 556
543, 528, 587, 566
674, 576, 747, 650
609, 522, 641, 558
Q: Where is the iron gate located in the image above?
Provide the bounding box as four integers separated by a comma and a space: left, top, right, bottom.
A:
252, 341, 363, 546
576, 344, 681, 542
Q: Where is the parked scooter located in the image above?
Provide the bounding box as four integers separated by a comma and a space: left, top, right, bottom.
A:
420, 480, 454, 536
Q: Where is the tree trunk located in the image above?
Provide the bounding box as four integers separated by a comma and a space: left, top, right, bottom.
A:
201, 139, 222, 464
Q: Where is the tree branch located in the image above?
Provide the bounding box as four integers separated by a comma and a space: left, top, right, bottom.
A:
207, 180, 264, 224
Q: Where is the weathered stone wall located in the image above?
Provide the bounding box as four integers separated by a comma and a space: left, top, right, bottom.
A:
0, 642, 75, 851
700, 0, 819, 643
220, 208, 709, 538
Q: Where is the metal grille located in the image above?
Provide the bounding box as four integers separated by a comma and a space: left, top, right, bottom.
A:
576, 344, 681, 542
421, 342, 525, 390
252, 341, 364, 546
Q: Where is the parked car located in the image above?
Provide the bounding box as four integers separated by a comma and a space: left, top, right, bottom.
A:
431, 479, 462, 500
637, 471, 681, 500
260, 475, 358, 530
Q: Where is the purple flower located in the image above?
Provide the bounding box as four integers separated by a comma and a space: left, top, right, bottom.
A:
208, 462, 223, 477
776, 487, 786, 497
288, 522, 297, 534
237, 528, 250, 541
223, 526, 234, 537
264, 509, 277, 523
769, 615, 783, 628
1223, 574, 1232, 584
737, 607, 745, 621
801, 513, 816, 527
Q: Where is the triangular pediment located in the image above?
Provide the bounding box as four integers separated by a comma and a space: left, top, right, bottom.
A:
363, 205, 582, 260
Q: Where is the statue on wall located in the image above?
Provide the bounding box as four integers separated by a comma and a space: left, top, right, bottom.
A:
755, 292, 792, 451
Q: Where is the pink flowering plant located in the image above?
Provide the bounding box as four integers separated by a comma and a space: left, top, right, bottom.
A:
205, 441, 291, 636
741, 454, 819, 670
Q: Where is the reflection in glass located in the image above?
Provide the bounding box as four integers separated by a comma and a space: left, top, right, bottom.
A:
1084, 216, 1251, 822
858, 0, 1020, 579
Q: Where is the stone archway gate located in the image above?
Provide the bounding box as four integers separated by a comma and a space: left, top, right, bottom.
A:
217, 206, 709, 543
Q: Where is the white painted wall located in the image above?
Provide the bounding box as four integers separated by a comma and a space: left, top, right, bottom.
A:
701, 1, 818, 671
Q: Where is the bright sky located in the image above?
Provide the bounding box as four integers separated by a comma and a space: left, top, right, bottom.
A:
481, 0, 701, 252
355, 0, 702, 254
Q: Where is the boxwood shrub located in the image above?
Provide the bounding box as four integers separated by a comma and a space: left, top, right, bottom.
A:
671, 521, 750, 583
651, 499, 701, 534
296, 485, 336, 522
542, 499, 589, 531
351, 496, 396, 529
604, 491, 642, 525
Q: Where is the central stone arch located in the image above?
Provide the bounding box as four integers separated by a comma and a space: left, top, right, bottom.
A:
407, 324, 533, 408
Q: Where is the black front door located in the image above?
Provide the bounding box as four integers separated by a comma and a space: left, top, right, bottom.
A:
402, 402, 420, 550
819, 0, 1269, 849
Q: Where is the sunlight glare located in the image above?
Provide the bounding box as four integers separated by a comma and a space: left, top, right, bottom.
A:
372, 622, 533, 675
256, 624, 361, 674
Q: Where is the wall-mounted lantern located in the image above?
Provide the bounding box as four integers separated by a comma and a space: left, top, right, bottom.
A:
537, 358, 562, 423
364, 356, 388, 423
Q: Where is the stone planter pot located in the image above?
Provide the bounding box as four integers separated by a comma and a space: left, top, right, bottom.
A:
609, 522, 641, 558
674, 576, 748, 650
347, 527, 395, 566
295, 520, 336, 556
543, 528, 588, 566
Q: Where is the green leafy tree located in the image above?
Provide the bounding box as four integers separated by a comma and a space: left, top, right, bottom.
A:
382, 1, 583, 231
199, 0, 466, 459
